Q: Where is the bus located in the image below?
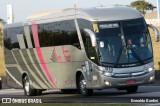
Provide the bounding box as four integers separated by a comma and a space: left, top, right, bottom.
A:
3, 5, 160, 96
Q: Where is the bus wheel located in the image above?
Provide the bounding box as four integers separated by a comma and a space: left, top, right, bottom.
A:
23, 76, 36, 96
126, 86, 138, 93
78, 75, 93, 96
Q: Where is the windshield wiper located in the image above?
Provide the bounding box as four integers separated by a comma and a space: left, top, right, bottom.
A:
130, 48, 144, 65
115, 46, 125, 68
114, 46, 144, 67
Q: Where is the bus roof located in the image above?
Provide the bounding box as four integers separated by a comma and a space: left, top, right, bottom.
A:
26, 5, 143, 22
5, 5, 143, 28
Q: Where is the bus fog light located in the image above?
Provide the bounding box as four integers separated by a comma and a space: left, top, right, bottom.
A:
105, 81, 110, 85
150, 76, 154, 81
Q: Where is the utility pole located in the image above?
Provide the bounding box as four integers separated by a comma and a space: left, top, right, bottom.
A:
7, 4, 14, 24
73, 0, 77, 10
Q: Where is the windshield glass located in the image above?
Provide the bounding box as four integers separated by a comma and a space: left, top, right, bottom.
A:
96, 18, 153, 67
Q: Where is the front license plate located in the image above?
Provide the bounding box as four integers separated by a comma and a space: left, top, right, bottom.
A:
126, 79, 136, 85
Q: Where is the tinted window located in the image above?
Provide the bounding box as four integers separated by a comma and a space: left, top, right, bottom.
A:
96, 18, 153, 67
4, 26, 25, 50
3, 29, 11, 50
38, 20, 80, 49
78, 19, 99, 64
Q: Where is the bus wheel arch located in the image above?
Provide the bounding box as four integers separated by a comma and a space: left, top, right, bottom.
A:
76, 71, 82, 88
76, 70, 93, 96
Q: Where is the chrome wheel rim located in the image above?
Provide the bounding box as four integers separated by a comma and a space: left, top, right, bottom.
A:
25, 81, 30, 95
80, 79, 87, 93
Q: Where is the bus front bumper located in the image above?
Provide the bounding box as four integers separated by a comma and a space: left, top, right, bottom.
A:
97, 70, 155, 89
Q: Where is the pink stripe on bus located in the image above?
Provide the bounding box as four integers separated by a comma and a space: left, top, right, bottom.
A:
36, 48, 58, 89
31, 22, 58, 89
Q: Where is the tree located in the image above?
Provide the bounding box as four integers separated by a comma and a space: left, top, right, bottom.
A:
0, 18, 6, 47
130, 0, 156, 16
148, 3, 156, 11
0, 30, 2, 47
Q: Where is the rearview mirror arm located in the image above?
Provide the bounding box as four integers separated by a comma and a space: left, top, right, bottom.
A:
84, 29, 97, 47
148, 24, 160, 42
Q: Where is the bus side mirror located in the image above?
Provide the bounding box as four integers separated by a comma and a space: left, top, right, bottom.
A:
148, 24, 160, 42
84, 29, 97, 47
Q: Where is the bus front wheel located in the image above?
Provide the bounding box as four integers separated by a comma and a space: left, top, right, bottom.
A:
78, 75, 93, 96
23, 76, 37, 96
126, 86, 138, 93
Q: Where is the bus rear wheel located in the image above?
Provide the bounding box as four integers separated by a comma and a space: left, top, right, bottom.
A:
126, 86, 138, 93
78, 75, 93, 96
23, 76, 37, 96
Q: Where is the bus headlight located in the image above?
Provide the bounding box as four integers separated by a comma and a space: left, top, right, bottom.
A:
98, 66, 114, 77
145, 67, 154, 73
104, 72, 113, 77
99, 71, 114, 77
148, 67, 153, 72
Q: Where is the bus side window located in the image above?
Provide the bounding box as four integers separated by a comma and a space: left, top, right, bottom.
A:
38, 20, 81, 49
3, 29, 11, 50
82, 31, 98, 64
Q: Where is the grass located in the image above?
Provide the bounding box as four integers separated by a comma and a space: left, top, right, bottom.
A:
0, 48, 5, 76
149, 27, 160, 70
0, 31, 5, 76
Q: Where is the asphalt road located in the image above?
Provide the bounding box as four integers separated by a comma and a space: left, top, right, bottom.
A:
0, 86, 160, 104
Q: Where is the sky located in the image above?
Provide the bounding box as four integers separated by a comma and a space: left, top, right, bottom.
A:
0, 0, 157, 22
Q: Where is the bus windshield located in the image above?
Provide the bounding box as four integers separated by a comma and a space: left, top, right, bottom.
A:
96, 18, 153, 67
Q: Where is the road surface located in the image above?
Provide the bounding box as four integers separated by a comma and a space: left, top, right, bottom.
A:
0, 86, 160, 104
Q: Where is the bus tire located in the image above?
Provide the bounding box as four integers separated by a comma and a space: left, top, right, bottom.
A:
126, 86, 138, 93
78, 75, 93, 96
23, 76, 37, 96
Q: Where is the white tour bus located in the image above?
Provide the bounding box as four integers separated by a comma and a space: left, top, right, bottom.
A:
3, 5, 160, 96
